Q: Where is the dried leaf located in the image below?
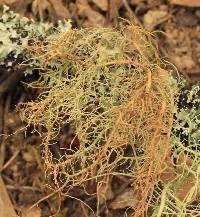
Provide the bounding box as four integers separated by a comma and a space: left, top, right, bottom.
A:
110, 189, 139, 209
32, 0, 51, 21
143, 10, 168, 31
49, 0, 70, 19
107, 0, 122, 26
92, 0, 108, 11
97, 181, 114, 205
21, 206, 41, 217
77, 0, 105, 27
0, 176, 17, 217
177, 175, 198, 202
170, 0, 200, 7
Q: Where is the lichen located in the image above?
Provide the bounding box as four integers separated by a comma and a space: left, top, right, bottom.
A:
0, 6, 71, 75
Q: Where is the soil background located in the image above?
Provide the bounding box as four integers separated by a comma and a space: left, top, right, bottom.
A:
0, 0, 199, 217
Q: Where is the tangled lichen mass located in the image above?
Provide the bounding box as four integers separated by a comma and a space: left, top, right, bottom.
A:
17, 23, 200, 216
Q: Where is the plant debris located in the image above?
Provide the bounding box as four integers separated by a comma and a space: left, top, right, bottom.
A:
17, 22, 178, 216
170, 0, 200, 7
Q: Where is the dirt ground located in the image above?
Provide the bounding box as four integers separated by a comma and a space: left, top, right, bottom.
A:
0, 1, 199, 217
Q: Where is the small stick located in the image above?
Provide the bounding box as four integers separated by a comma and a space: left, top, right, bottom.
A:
0, 150, 20, 172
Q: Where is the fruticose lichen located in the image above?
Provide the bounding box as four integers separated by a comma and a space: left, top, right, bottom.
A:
1, 7, 199, 217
